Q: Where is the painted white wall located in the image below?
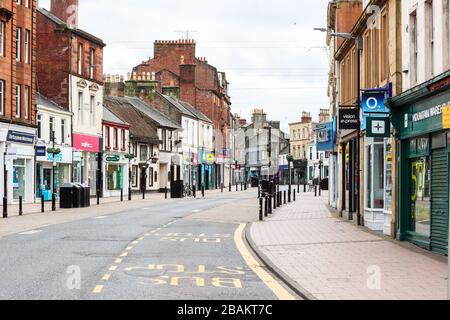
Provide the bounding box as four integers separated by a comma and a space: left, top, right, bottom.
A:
71, 75, 103, 136
36, 105, 72, 146
402, 0, 450, 90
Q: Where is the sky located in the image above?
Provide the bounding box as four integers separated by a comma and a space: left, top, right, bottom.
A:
40, 0, 330, 133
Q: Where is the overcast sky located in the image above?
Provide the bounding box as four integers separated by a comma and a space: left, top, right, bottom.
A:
40, 0, 330, 132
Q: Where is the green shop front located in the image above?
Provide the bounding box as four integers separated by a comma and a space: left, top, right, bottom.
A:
388, 72, 450, 254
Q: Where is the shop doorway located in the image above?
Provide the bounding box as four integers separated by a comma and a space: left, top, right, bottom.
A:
12, 159, 26, 201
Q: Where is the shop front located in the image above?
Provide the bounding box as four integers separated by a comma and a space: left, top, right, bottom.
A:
0, 127, 36, 204
35, 145, 73, 200
389, 72, 450, 254
73, 133, 101, 197
103, 153, 129, 198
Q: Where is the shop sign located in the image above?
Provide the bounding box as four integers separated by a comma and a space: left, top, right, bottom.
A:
367, 117, 390, 138
316, 122, 334, 151
410, 137, 429, 156
339, 108, 359, 130
443, 103, 450, 129
206, 153, 215, 164
73, 133, 100, 153
361, 90, 390, 130
105, 154, 120, 163
35, 146, 46, 157
7, 130, 35, 145
5, 148, 18, 161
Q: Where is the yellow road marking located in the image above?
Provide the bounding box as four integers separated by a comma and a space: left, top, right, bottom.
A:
102, 274, 111, 281
126, 246, 133, 251
109, 266, 118, 271
132, 241, 139, 245
93, 285, 104, 294
138, 237, 144, 241
115, 258, 123, 264
233, 223, 296, 301
120, 252, 128, 257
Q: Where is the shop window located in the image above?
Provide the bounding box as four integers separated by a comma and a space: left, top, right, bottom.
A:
140, 145, 148, 162
107, 165, 122, 191
13, 159, 26, 201
149, 167, 154, 187
385, 140, 393, 212
154, 171, 158, 183
132, 165, 138, 188
365, 138, 385, 210
410, 157, 431, 237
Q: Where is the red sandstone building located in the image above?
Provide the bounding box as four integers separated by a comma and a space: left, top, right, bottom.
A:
0, 0, 37, 204
36, 0, 106, 196
124, 39, 232, 188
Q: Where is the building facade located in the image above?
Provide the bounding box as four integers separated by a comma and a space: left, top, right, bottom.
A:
289, 112, 314, 184
35, 94, 73, 201
0, 0, 37, 204
36, 0, 105, 197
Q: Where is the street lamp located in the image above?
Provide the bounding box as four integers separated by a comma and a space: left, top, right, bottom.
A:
47, 131, 61, 212
125, 134, 135, 201
314, 28, 363, 225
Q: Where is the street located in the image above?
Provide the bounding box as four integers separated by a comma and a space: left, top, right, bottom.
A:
0, 190, 294, 300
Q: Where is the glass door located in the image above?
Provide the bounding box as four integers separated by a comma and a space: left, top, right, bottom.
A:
13, 159, 26, 201
410, 157, 431, 237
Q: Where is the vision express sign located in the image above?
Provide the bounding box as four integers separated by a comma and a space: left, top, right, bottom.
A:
339, 108, 360, 130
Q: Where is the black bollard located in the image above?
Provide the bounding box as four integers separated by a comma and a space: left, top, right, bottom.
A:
236, 183, 238, 192
319, 186, 322, 197
258, 186, 261, 199
259, 198, 263, 221
288, 189, 291, 203
165, 187, 168, 199
120, 189, 123, 202
193, 186, 196, 198
202, 186, 205, 198
52, 193, 56, 212
265, 196, 268, 217
41, 195, 45, 213
128, 187, 132, 201
241, 183, 243, 191
315, 186, 317, 197
142, 188, 145, 200
229, 183, 232, 192
284, 191, 286, 204
273, 193, 277, 210
294, 190, 296, 201
3, 197, 7, 218
304, 184, 307, 193
97, 192, 100, 205
19, 196, 23, 216
268, 195, 272, 214
221, 184, 224, 193
278, 192, 281, 208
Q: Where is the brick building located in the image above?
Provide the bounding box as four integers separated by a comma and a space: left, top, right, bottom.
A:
126, 39, 232, 188
36, 0, 106, 196
0, 0, 37, 204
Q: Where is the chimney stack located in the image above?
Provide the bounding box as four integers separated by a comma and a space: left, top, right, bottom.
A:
51, 0, 79, 28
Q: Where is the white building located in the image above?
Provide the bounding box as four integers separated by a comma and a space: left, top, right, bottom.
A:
35, 94, 73, 201
102, 107, 130, 198
307, 136, 330, 185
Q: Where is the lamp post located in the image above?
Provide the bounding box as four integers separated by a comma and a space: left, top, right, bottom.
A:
125, 134, 135, 201
314, 27, 363, 225
48, 131, 61, 212
286, 154, 294, 199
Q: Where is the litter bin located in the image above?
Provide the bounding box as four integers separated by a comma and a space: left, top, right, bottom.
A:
251, 177, 259, 188
81, 184, 91, 207
170, 180, 184, 199
60, 183, 74, 209
72, 184, 82, 208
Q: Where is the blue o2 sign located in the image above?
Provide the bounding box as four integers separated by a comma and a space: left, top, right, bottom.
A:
361, 89, 390, 131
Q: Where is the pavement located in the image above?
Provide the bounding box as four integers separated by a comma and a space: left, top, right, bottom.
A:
248, 192, 449, 300
0, 186, 297, 300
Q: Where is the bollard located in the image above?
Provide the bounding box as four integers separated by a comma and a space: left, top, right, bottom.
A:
297, 184, 300, 193
259, 198, 263, 221
221, 184, 224, 193
229, 183, 232, 193
51, 193, 56, 212
278, 192, 281, 208
294, 190, 296, 202
315, 186, 317, 197
268, 195, 272, 214
97, 192, 100, 205
241, 183, 243, 191
258, 186, 260, 199
128, 187, 132, 201
142, 189, 145, 200
236, 183, 238, 192
120, 189, 123, 202
202, 186, 205, 198
41, 195, 45, 213
264, 196, 268, 217
193, 186, 196, 198
273, 193, 277, 210
165, 187, 168, 199
19, 196, 23, 216
304, 184, 307, 193
288, 189, 291, 203
319, 186, 322, 197
3, 197, 7, 218
284, 191, 286, 204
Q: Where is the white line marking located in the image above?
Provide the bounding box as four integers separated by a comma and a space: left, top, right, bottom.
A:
19, 230, 43, 235
93, 216, 108, 220
191, 210, 201, 213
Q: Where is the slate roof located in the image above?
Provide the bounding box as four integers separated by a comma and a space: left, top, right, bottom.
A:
103, 106, 129, 126
36, 93, 72, 114
37, 8, 106, 47
161, 94, 212, 124
103, 96, 161, 145
123, 96, 181, 129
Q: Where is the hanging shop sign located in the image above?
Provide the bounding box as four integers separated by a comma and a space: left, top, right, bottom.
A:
367, 117, 391, 138
361, 89, 391, 130
105, 154, 121, 163
35, 146, 46, 157
7, 130, 35, 145
316, 122, 334, 151
339, 108, 359, 130
73, 133, 100, 153
442, 103, 450, 129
